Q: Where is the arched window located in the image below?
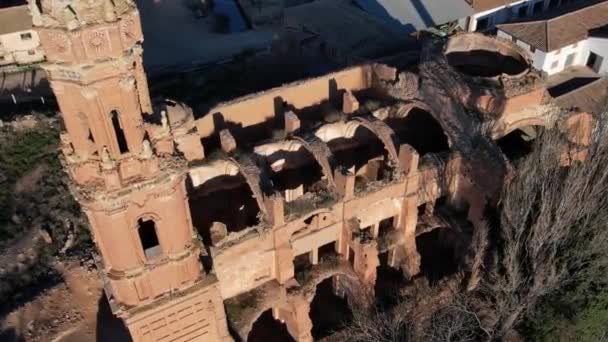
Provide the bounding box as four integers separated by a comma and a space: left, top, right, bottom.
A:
138, 218, 161, 259
111, 110, 129, 153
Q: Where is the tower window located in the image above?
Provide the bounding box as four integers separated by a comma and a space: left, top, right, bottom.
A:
138, 218, 161, 259
20, 33, 32, 40
110, 110, 129, 153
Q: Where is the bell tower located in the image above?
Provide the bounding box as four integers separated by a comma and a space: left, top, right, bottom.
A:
28, 1, 231, 341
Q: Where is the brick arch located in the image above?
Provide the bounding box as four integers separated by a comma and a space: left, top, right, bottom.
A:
187, 157, 269, 218
234, 284, 290, 341
392, 100, 453, 148
290, 133, 337, 188
290, 260, 365, 303
132, 212, 162, 230
495, 117, 550, 138
351, 116, 401, 169
229, 155, 272, 218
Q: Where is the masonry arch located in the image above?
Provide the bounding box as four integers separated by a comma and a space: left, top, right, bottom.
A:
134, 213, 163, 261
495, 116, 550, 139
247, 309, 295, 342
254, 138, 335, 203
305, 270, 364, 340
386, 104, 450, 156
187, 158, 266, 246
314, 118, 400, 191
496, 123, 545, 161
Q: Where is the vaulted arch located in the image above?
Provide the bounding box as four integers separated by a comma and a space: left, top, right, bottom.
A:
187, 157, 268, 245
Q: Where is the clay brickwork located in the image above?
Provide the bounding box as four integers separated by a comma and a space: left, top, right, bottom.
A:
28, 1, 594, 339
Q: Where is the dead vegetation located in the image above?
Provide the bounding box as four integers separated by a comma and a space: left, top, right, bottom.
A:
338, 110, 608, 341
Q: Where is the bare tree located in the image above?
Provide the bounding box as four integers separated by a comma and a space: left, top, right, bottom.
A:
479, 111, 608, 337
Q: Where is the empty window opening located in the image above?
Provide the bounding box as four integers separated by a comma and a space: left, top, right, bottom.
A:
20, 32, 32, 40
378, 216, 395, 239
309, 277, 353, 339
111, 110, 129, 153
247, 309, 295, 342
318, 241, 337, 262
475, 17, 489, 31
138, 218, 161, 259
387, 108, 449, 156
586, 51, 604, 73
188, 174, 261, 246
496, 127, 539, 161
294, 252, 313, 283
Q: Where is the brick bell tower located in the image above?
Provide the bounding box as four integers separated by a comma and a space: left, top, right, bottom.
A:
28, 1, 230, 341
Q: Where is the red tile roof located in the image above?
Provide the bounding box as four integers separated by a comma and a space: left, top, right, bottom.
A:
497, 1, 608, 51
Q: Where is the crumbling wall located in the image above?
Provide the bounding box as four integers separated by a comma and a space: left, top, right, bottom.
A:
195, 65, 373, 137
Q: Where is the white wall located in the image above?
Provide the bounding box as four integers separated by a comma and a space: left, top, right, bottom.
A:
497, 29, 600, 75
0, 29, 44, 66
468, 0, 560, 32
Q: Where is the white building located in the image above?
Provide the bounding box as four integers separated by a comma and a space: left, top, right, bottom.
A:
465, 0, 582, 32
0, 5, 45, 66
496, 1, 608, 75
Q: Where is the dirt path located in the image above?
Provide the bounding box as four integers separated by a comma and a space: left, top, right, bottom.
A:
1, 261, 106, 342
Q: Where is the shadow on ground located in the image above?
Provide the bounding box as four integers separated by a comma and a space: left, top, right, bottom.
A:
96, 294, 131, 342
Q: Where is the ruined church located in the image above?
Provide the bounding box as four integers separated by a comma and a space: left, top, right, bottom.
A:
26, 0, 593, 341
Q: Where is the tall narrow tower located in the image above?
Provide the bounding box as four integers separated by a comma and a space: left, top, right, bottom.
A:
28, 1, 230, 341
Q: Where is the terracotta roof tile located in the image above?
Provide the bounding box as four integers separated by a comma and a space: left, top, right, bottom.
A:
497, 1, 608, 51
554, 78, 608, 115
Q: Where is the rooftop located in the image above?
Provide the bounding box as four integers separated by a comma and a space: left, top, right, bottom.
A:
353, 0, 474, 34
547, 66, 608, 114
0, 5, 33, 35
497, 0, 608, 51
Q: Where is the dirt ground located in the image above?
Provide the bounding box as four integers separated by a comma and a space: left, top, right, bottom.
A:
0, 261, 131, 342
